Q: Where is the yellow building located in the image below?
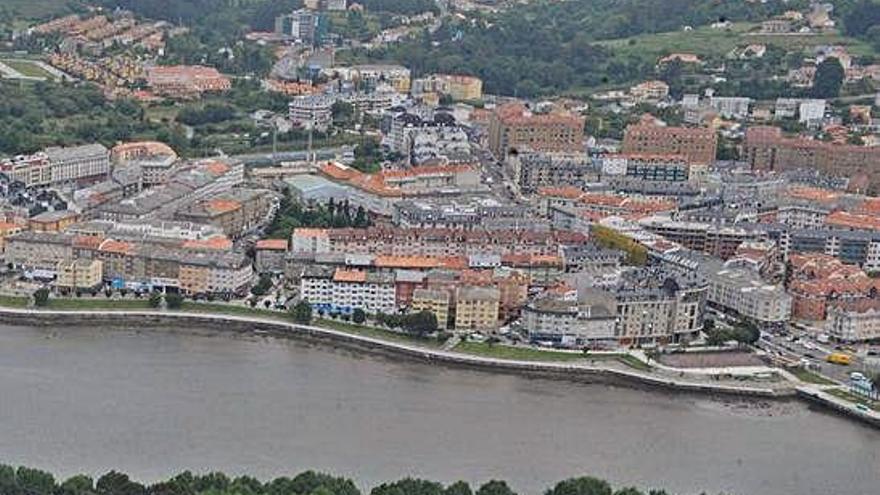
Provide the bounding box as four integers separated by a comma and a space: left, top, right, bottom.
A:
55, 259, 103, 291
29, 210, 81, 233
411, 288, 451, 329
454, 286, 500, 331
0, 222, 24, 254
437, 74, 482, 101
178, 264, 210, 295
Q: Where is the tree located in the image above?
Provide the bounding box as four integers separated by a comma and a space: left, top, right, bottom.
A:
403, 311, 438, 336
445, 481, 473, 495
251, 274, 273, 296
96, 471, 146, 495
477, 481, 517, 495
148, 292, 162, 309
352, 308, 367, 325
16, 467, 55, 495
545, 477, 613, 495
812, 58, 844, 99
33, 287, 50, 307
165, 292, 184, 310
291, 301, 313, 324
371, 478, 444, 495
61, 474, 96, 495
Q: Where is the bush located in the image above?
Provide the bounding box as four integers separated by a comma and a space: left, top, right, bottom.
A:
148, 292, 162, 308
33, 288, 50, 307
165, 292, 184, 310
352, 308, 366, 325
291, 301, 313, 324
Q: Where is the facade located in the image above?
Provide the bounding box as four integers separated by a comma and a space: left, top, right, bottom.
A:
255, 239, 289, 274
488, 103, 584, 158
522, 290, 616, 347
55, 259, 103, 291
609, 268, 708, 345
299, 266, 396, 314
828, 303, 880, 343
290, 227, 588, 257
706, 265, 791, 326
411, 288, 451, 329
454, 286, 500, 331
601, 153, 691, 182
175, 188, 277, 238
0, 144, 110, 187
621, 120, 717, 170
412, 74, 483, 101
708, 97, 752, 120
743, 127, 880, 192
289, 94, 334, 131
28, 210, 81, 232
509, 152, 595, 194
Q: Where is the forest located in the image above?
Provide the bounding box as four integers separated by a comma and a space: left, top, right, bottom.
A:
0, 466, 683, 495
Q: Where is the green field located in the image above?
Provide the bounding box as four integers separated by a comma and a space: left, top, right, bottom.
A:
599, 22, 876, 60
1, 59, 55, 79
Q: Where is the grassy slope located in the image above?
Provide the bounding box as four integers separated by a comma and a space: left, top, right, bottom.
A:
598, 22, 875, 60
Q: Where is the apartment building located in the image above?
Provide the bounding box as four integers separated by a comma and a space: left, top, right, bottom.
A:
411, 288, 451, 329
743, 126, 880, 191
0, 144, 110, 187
412, 74, 483, 101
55, 259, 103, 291
522, 289, 616, 347
175, 188, 277, 238
488, 103, 584, 158
621, 119, 717, 177
255, 239, 288, 274
454, 286, 500, 331
290, 226, 588, 257
147, 65, 231, 98
289, 94, 334, 131
828, 302, 880, 343
299, 266, 396, 314
639, 217, 761, 260
600, 153, 691, 182
5, 231, 75, 270
28, 210, 81, 232
610, 268, 707, 345
509, 152, 595, 193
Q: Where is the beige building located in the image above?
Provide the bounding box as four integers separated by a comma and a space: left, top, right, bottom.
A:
454, 286, 500, 331
55, 259, 103, 291
488, 103, 584, 158
411, 288, 451, 329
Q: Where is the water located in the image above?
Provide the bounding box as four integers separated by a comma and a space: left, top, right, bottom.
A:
0, 324, 878, 495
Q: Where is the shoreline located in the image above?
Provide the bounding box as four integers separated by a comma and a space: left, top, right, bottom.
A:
2, 306, 879, 428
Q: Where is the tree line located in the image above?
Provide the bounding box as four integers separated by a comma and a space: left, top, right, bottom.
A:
0, 466, 685, 495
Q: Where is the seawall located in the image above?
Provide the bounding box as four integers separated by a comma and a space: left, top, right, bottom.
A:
0, 307, 790, 400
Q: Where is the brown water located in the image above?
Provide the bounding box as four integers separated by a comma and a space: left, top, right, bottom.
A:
0, 324, 878, 495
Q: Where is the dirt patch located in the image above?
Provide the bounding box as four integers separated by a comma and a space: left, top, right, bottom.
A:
660, 351, 765, 368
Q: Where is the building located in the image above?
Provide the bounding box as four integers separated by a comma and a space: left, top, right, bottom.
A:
487, 103, 584, 158
300, 266, 396, 314
1, 144, 110, 188
175, 188, 278, 238
787, 253, 880, 321
111, 141, 179, 187
28, 210, 81, 232
828, 302, 880, 343
708, 97, 752, 120
798, 99, 826, 126
508, 152, 595, 194
55, 259, 103, 292
522, 289, 616, 347
255, 239, 288, 274
412, 74, 483, 101
411, 288, 451, 329
275, 9, 327, 45
454, 286, 500, 331
290, 226, 588, 257
5, 231, 75, 270
621, 119, 717, 178
289, 94, 334, 131
743, 126, 880, 192
146, 65, 231, 98
600, 153, 691, 182
609, 267, 707, 345
630, 80, 669, 102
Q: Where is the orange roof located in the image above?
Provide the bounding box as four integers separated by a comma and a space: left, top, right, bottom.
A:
374, 255, 442, 269
854, 197, 880, 215
0, 222, 21, 231
73, 235, 105, 249
202, 160, 231, 175
333, 268, 367, 283
293, 228, 328, 238
98, 239, 134, 255
381, 164, 474, 179
256, 239, 288, 251
205, 198, 241, 214
825, 211, 880, 232
786, 185, 840, 203
182, 235, 233, 250
537, 186, 583, 199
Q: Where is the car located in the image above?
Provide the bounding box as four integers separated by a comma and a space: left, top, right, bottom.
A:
803, 352, 816, 359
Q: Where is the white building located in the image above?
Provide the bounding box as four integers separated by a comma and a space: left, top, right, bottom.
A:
798, 99, 826, 125
522, 290, 616, 347
289, 95, 334, 131
709, 96, 752, 120
0, 144, 110, 187
828, 305, 880, 343
300, 266, 395, 313
706, 266, 792, 326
